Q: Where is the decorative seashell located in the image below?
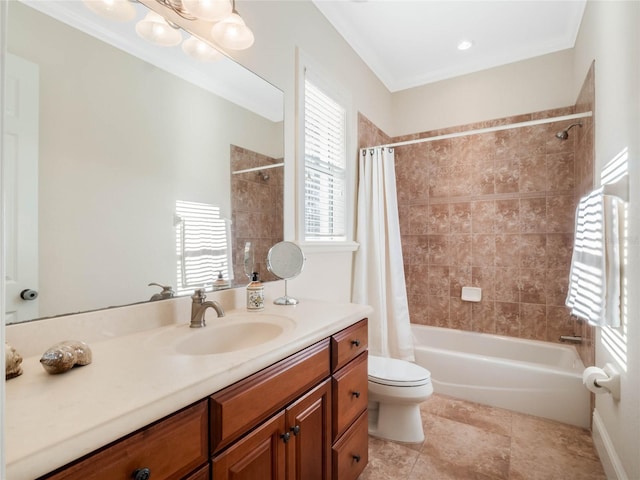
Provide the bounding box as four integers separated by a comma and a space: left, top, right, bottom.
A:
5, 343, 23, 380
40, 340, 92, 375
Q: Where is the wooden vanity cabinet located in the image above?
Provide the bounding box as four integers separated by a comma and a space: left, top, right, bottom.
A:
330, 319, 369, 480
210, 319, 369, 480
41, 400, 209, 480
210, 339, 332, 480
40, 319, 368, 480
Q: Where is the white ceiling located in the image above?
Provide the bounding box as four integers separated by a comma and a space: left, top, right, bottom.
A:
313, 0, 586, 92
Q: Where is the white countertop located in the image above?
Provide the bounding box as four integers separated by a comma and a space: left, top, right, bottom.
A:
6, 298, 372, 479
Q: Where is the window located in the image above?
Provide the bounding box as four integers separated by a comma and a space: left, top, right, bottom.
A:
175, 200, 232, 294
303, 72, 347, 242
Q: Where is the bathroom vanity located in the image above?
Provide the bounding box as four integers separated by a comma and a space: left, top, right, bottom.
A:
5, 298, 371, 480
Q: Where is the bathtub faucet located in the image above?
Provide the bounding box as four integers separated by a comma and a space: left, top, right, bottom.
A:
559, 335, 583, 344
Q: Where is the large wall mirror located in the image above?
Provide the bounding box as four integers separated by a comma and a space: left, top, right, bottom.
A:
4, 0, 284, 324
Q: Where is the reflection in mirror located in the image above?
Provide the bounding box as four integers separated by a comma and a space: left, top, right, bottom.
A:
4, 1, 283, 324
267, 241, 305, 305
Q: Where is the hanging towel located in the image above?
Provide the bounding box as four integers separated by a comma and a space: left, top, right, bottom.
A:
566, 188, 622, 327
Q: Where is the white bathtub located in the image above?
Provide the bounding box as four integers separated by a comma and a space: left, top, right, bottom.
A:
412, 325, 590, 428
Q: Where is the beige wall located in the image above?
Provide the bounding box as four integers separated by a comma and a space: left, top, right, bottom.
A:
391, 49, 576, 137
573, 2, 640, 479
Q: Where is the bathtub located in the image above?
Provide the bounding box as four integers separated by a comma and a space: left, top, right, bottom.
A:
412, 325, 590, 428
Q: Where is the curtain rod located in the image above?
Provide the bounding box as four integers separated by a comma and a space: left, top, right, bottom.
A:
374, 111, 593, 150
232, 162, 284, 175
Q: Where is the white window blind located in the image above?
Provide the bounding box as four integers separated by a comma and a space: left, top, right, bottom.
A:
304, 76, 347, 241
175, 200, 231, 294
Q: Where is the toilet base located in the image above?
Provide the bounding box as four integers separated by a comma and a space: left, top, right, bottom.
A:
368, 401, 424, 443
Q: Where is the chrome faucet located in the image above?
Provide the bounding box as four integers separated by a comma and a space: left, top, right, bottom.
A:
190, 288, 224, 328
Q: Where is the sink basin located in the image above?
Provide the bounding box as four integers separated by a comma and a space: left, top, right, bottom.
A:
145, 313, 296, 356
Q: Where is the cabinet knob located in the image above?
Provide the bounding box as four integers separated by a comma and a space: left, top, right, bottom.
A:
290, 425, 301, 436
351, 391, 361, 398
280, 432, 291, 443
351, 339, 360, 347
132, 468, 151, 480
352, 454, 361, 463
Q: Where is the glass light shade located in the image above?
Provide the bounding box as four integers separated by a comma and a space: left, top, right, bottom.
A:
182, 36, 223, 62
82, 0, 136, 22
210, 12, 254, 50
182, 0, 232, 21
135, 11, 182, 47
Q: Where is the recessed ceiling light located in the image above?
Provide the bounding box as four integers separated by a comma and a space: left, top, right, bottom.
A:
457, 40, 474, 51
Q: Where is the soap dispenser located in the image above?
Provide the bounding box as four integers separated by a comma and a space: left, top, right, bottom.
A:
247, 272, 264, 311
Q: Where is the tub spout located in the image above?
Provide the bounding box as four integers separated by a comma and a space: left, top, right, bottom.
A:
559, 335, 582, 344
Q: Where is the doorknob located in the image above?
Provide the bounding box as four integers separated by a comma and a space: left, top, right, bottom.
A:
20, 289, 38, 301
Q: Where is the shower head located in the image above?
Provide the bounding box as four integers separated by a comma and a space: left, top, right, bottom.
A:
256, 171, 269, 181
555, 122, 583, 140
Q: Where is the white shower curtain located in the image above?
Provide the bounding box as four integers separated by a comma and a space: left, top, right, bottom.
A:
352, 147, 414, 361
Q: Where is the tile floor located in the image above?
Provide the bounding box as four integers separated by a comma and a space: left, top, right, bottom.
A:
360, 394, 606, 480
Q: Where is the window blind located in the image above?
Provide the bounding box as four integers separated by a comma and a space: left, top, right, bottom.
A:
304, 77, 346, 241
175, 200, 231, 294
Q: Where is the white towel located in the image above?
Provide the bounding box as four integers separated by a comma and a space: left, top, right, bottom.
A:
566, 188, 622, 327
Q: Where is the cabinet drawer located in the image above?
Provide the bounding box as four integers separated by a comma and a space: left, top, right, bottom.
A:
331, 319, 368, 372
43, 401, 208, 480
210, 339, 330, 453
331, 410, 368, 480
185, 463, 210, 480
332, 351, 368, 441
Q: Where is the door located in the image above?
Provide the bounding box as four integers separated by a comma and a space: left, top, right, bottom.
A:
4, 53, 39, 323
212, 411, 287, 480
285, 379, 332, 480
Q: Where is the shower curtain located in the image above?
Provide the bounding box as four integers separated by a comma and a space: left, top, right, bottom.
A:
352, 147, 414, 361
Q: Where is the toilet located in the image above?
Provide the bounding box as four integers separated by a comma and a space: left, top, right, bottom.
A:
367, 355, 433, 443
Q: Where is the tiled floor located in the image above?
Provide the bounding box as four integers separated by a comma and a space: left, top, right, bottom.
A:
360, 394, 606, 480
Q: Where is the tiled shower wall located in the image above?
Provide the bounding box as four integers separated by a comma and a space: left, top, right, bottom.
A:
230, 145, 283, 286
358, 74, 594, 345
393, 108, 579, 343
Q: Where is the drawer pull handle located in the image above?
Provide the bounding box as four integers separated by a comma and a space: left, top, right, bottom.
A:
291, 425, 301, 436
351, 339, 361, 347
352, 390, 361, 398
132, 468, 151, 480
280, 432, 291, 443
352, 454, 361, 463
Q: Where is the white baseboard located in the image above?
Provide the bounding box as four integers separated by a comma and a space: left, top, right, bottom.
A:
592, 409, 629, 480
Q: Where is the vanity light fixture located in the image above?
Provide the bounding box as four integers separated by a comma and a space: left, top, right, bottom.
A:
210, 0, 254, 50
182, 35, 223, 62
82, 0, 136, 22
84, 0, 255, 53
135, 10, 183, 47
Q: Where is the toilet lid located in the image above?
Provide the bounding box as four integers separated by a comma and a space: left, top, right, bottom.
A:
368, 355, 431, 387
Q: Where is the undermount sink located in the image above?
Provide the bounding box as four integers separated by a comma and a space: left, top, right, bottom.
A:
145, 313, 296, 356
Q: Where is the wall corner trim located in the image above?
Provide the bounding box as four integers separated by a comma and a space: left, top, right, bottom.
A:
592, 408, 629, 480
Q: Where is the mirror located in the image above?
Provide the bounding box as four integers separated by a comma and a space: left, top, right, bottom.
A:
267, 242, 305, 305
4, 1, 284, 324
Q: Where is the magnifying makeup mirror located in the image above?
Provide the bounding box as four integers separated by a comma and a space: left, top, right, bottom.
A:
266, 241, 305, 305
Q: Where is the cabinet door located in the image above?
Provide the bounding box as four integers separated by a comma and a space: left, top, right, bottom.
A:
212, 411, 287, 480
285, 380, 332, 480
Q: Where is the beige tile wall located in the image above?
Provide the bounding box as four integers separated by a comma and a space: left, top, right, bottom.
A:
393, 107, 578, 342
230, 145, 283, 286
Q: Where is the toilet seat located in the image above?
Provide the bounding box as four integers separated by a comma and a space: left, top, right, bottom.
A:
368, 355, 431, 387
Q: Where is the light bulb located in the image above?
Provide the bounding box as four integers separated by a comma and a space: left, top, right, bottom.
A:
182, 0, 232, 21
210, 12, 254, 50
82, 0, 136, 22
182, 35, 223, 62
135, 11, 182, 47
